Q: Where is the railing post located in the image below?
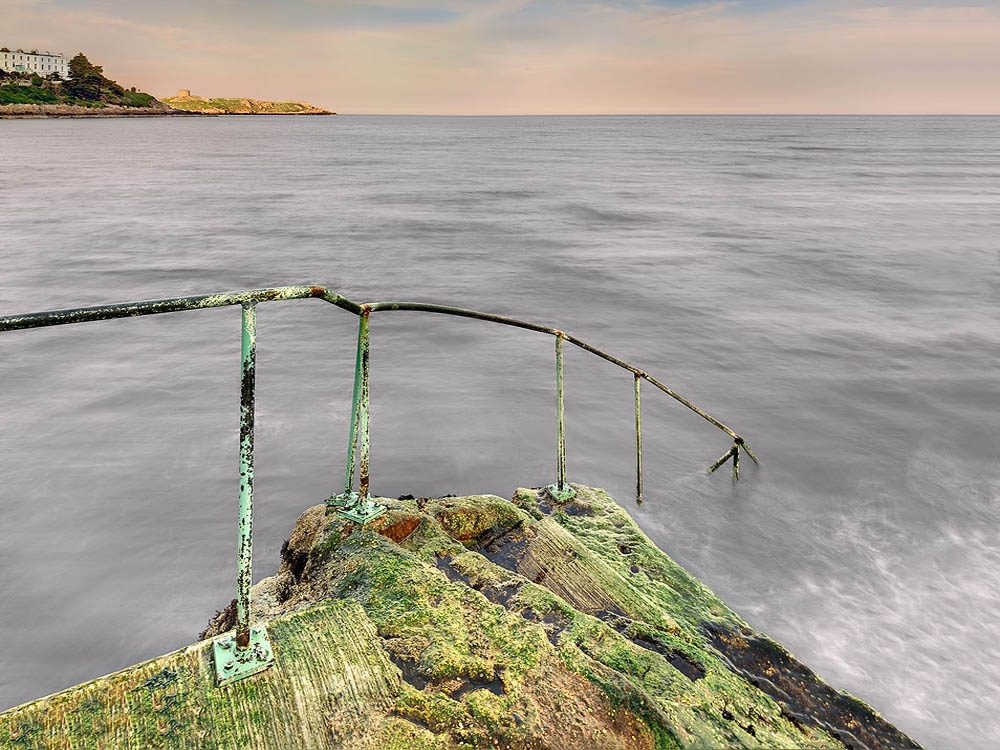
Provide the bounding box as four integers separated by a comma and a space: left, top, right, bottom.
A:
213, 301, 274, 686
342, 310, 366, 498
546, 332, 575, 501
634, 373, 643, 505
236, 302, 256, 648
327, 307, 386, 524
358, 308, 372, 501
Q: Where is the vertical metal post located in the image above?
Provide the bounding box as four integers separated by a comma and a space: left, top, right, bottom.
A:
357, 308, 371, 501
546, 332, 575, 501
327, 306, 385, 524
634, 373, 643, 505
342, 311, 367, 497
556, 333, 567, 489
214, 302, 273, 686
732, 439, 740, 481
236, 301, 256, 649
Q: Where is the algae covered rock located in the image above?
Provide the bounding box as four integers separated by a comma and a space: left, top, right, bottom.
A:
0, 485, 919, 748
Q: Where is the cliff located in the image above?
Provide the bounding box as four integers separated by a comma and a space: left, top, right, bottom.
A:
162, 93, 333, 115
0, 485, 919, 748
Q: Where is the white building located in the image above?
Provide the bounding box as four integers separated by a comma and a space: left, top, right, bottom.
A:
0, 48, 70, 78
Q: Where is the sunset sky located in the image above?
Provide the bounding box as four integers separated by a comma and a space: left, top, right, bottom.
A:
4, 0, 999, 114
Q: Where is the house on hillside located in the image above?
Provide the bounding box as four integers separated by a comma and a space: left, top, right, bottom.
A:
0, 47, 69, 78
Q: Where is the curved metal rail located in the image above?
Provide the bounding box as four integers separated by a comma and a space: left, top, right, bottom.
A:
0, 284, 759, 685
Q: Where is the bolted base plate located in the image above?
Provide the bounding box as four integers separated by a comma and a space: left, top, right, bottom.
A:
213, 626, 275, 686
545, 482, 576, 502
326, 491, 387, 524
325, 491, 358, 512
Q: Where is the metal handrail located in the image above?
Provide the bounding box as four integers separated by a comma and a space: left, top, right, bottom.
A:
0, 284, 758, 685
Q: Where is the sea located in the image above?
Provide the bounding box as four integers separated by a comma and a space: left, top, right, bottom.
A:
0, 115, 997, 748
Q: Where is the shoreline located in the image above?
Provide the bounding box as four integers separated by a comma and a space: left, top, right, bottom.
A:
0, 106, 336, 119
0, 103, 211, 119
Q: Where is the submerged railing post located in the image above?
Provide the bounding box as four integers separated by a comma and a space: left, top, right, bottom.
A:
707, 437, 758, 481
634, 373, 643, 505
213, 302, 274, 686
547, 332, 575, 501
327, 306, 386, 524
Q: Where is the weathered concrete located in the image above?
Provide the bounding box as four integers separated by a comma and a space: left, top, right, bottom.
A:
0, 485, 920, 748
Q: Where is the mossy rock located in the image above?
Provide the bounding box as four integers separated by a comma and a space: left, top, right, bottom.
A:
0, 485, 919, 749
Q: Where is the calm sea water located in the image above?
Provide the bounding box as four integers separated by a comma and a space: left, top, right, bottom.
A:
1, 115, 997, 747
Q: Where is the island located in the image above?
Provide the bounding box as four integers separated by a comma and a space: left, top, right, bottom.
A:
0, 483, 919, 748
163, 90, 334, 115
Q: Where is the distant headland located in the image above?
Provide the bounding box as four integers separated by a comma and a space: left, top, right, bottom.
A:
0, 50, 189, 118
1, 48, 335, 118
163, 90, 334, 115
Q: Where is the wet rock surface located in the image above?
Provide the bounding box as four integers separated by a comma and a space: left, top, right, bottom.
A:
2, 484, 920, 748
702, 620, 917, 750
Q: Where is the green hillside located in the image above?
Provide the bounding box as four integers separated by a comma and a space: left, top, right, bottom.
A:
0, 53, 160, 108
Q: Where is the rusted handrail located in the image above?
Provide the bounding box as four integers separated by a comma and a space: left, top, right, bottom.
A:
0, 285, 360, 331
366, 300, 751, 443
0, 284, 758, 686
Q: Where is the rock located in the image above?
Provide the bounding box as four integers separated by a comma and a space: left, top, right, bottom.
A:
161, 93, 334, 115
0, 485, 920, 748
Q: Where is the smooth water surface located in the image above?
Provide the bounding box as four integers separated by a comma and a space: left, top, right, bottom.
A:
1, 115, 998, 747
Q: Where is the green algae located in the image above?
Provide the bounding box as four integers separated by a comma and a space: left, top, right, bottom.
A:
0, 599, 400, 748
0, 485, 918, 749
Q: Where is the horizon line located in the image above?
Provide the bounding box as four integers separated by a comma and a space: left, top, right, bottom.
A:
313, 112, 1000, 117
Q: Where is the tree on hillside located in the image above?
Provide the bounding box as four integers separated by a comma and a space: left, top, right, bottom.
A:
64, 53, 104, 99
67, 53, 101, 81
64, 53, 124, 100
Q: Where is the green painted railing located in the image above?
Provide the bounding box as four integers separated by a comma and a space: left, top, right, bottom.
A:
0, 284, 758, 686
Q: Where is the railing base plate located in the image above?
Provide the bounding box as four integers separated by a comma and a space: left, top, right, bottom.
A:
214, 626, 274, 686
545, 483, 576, 502
326, 491, 387, 524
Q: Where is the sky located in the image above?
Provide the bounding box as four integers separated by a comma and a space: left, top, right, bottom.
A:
3, 0, 1000, 113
